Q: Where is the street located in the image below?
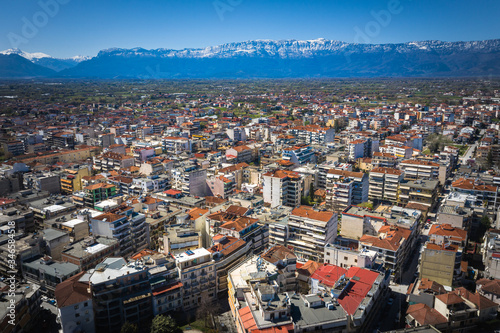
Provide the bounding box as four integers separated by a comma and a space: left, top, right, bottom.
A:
369, 234, 424, 332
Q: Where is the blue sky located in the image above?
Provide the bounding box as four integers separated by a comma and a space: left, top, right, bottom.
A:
1, 0, 499, 58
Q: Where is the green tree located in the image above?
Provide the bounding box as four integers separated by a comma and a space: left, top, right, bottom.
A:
121, 322, 138, 333
150, 315, 181, 333
486, 150, 493, 168
357, 202, 373, 210
309, 184, 315, 201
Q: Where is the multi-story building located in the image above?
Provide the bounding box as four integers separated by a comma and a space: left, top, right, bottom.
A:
419, 241, 462, 287
174, 248, 216, 310
162, 136, 192, 153
359, 225, 413, 282
325, 169, 369, 212
226, 145, 253, 164
1, 140, 25, 156
60, 166, 91, 194
23, 172, 61, 194
452, 178, 499, 211
22, 255, 80, 296
482, 229, 500, 279
90, 257, 152, 333
60, 236, 120, 271
54, 271, 94, 333
287, 125, 335, 145
82, 183, 117, 207
208, 235, 249, 296
400, 159, 441, 181
282, 144, 315, 166
399, 179, 439, 210
368, 167, 404, 203
263, 169, 302, 208
287, 206, 338, 262
171, 164, 208, 197
92, 152, 135, 172
0, 282, 42, 333
90, 205, 148, 258
206, 175, 235, 199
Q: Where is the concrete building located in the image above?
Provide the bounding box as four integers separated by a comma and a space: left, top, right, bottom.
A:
60, 236, 120, 271
54, 271, 95, 333
368, 167, 404, 204
174, 248, 216, 310
90, 258, 152, 333
287, 206, 338, 262
263, 169, 302, 208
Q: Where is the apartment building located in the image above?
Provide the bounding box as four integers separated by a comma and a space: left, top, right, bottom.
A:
282, 144, 315, 166
92, 152, 135, 172
287, 206, 338, 262
359, 225, 413, 281
452, 178, 499, 211
208, 235, 249, 295
90, 205, 148, 258
60, 236, 120, 271
399, 179, 439, 210
226, 145, 253, 164
263, 169, 302, 208
368, 167, 404, 203
174, 248, 216, 310
325, 169, 369, 212
54, 271, 94, 333
206, 175, 235, 199
287, 125, 335, 145
400, 159, 441, 180
90, 258, 152, 333
60, 166, 91, 194
171, 164, 208, 196
162, 136, 191, 153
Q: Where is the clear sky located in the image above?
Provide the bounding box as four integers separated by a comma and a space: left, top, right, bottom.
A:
1, 0, 499, 58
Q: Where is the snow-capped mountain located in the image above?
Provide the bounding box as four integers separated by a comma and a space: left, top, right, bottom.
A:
1, 38, 499, 78
0, 48, 51, 60
96, 38, 500, 59
0, 48, 92, 72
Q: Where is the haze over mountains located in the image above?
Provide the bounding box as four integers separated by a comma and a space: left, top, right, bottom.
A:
1, 39, 499, 79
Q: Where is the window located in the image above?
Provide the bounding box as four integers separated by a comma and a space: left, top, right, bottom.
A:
84, 302, 88, 307
74, 305, 79, 310
344, 256, 348, 261
75, 313, 80, 318
354, 259, 358, 263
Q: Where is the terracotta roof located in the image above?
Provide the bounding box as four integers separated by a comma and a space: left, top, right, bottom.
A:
291, 206, 335, 222
310, 264, 347, 288
263, 169, 301, 179
84, 182, 114, 191
187, 207, 209, 220
54, 271, 91, 308
428, 224, 467, 242
477, 279, 500, 295
370, 167, 403, 175
296, 260, 321, 277
435, 292, 464, 305
219, 216, 258, 232
406, 303, 447, 326
452, 178, 498, 192
93, 212, 123, 223
418, 278, 446, 294
261, 245, 296, 264
453, 287, 498, 310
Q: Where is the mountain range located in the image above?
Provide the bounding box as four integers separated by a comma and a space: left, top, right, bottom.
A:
1, 39, 499, 79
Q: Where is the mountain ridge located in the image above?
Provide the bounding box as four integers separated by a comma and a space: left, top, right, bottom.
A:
1, 38, 499, 78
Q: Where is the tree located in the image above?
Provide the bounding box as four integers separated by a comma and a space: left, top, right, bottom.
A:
357, 201, 373, 210
309, 184, 315, 201
121, 322, 138, 333
486, 149, 493, 169
150, 315, 181, 333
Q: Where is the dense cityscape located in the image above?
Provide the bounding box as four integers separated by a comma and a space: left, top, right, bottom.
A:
0, 78, 499, 333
